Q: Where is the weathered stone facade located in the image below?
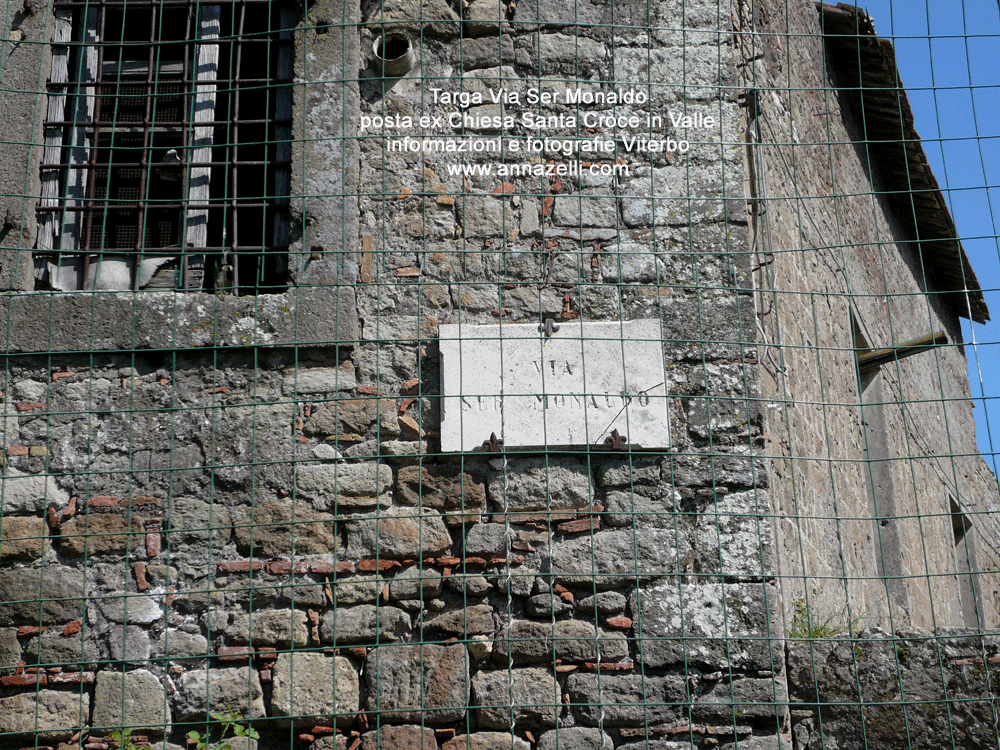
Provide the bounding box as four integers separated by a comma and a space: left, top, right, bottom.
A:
744, 0, 1000, 633
0, 0, 997, 749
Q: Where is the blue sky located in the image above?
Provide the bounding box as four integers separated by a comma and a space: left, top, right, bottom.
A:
859, 0, 1000, 470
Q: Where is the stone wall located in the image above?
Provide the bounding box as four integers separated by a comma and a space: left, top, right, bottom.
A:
3, 0, 999, 748
742, 0, 1000, 631
788, 629, 1000, 750
0, 0, 793, 748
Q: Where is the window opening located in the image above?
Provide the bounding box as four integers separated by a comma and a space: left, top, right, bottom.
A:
36, 0, 293, 294
854, 314, 909, 619
950, 496, 981, 628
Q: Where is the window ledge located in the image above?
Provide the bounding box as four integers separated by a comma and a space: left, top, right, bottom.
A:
1, 285, 357, 352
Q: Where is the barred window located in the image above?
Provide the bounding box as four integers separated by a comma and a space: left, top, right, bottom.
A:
36, 0, 293, 294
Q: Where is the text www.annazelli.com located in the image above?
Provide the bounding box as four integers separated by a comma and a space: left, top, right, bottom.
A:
444, 161, 629, 177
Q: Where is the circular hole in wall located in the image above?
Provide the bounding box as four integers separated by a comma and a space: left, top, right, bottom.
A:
374, 32, 414, 77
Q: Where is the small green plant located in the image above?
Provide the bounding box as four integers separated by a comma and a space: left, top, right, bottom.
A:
108, 728, 142, 750
109, 710, 258, 750
787, 598, 861, 639
187, 710, 260, 750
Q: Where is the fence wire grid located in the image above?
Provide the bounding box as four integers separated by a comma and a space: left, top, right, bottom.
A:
1, 0, 1000, 749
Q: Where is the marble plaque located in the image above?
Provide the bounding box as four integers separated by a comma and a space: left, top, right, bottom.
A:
439, 319, 670, 451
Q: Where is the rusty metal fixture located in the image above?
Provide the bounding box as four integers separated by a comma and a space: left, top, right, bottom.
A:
603, 428, 627, 450
482, 432, 503, 452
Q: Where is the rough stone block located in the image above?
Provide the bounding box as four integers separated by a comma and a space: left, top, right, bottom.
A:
620, 165, 744, 228
167, 497, 232, 549
496, 621, 551, 664
613, 46, 737, 104
691, 678, 789, 724
602, 488, 681, 528
538, 728, 614, 750
552, 620, 629, 663
0, 627, 20, 671
509, 0, 606, 28
718, 738, 790, 750
566, 673, 687, 726
330, 575, 384, 605
396, 465, 488, 525
459, 35, 516, 70
321, 604, 411, 644
282, 365, 357, 396
0, 514, 47, 560
271, 653, 359, 727
487, 457, 593, 520
599, 243, 661, 284
526, 594, 574, 617
464, 523, 510, 557
0, 689, 90, 741
365, 643, 469, 724
154, 629, 209, 661
650, 0, 733, 45
312, 737, 348, 750
577, 591, 627, 615
0, 467, 68, 514
297, 462, 393, 511
554, 192, 619, 228
360, 315, 439, 342
303, 400, 396, 440
390, 565, 443, 600
551, 528, 689, 588
465, 0, 507, 35
0, 565, 85, 626
92, 669, 171, 734
596, 457, 662, 487
536, 33, 607, 72
443, 734, 530, 750
59, 512, 145, 557
173, 667, 265, 721
630, 582, 781, 671
23, 626, 99, 670
657, 296, 756, 362
361, 725, 437, 750
694, 490, 775, 578
96, 593, 164, 625
455, 196, 510, 239
424, 603, 494, 636
233, 499, 339, 557
228, 609, 309, 648
472, 667, 560, 729
108, 624, 152, 665
618, 742, 697, 750
345, 507, 452, 559
446, 574, 491, 597
363, 0, 461, 37
130, 441, 204, 493
497, 620, 627, 664
685, 397, 751, 439
6, 285, 359, 353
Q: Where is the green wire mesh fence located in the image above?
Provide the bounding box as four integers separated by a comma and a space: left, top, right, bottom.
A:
1, 0, 1000, 748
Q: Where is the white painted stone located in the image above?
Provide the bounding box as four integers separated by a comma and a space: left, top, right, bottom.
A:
439, 319, 669, 451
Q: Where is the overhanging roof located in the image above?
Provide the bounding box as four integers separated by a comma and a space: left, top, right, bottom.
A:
817, 2, 989, 323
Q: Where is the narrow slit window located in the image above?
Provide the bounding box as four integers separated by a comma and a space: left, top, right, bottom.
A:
950, 496, 981, 628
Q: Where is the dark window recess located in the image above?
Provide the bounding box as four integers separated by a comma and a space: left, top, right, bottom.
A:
36, 0, 293, 294
950, 496, 981, 628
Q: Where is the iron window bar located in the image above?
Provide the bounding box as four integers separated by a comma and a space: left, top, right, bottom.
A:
36, 0, 293, 294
